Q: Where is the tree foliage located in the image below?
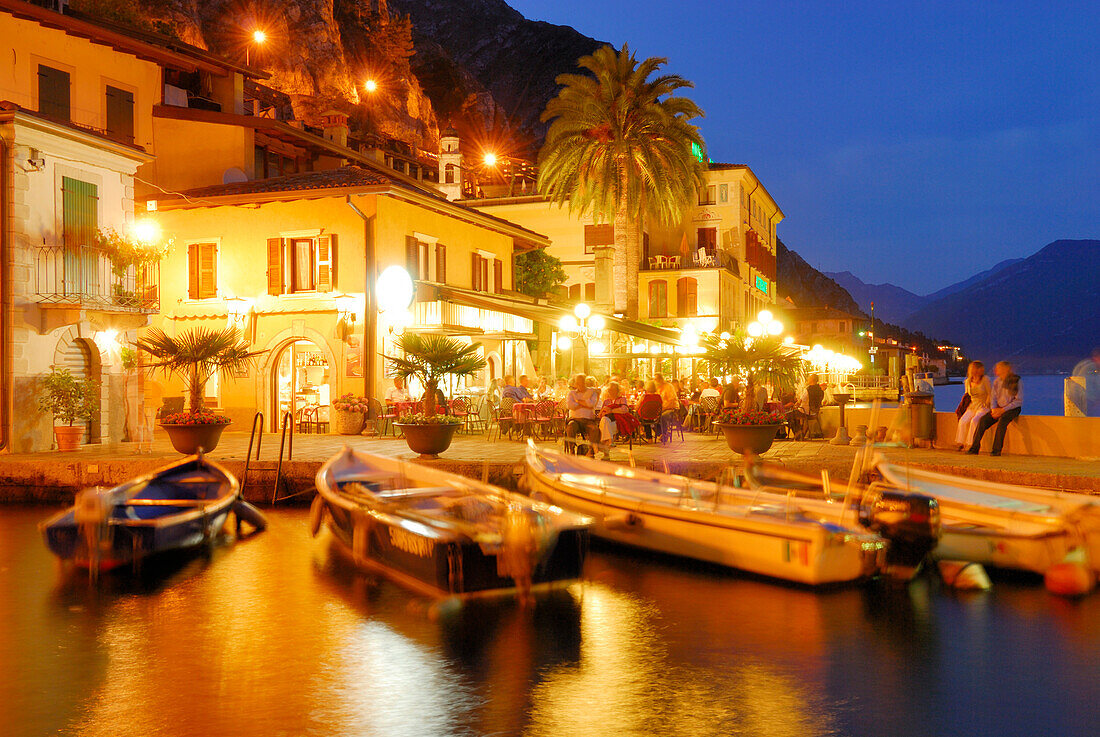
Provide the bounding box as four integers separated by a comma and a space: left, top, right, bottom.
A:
135, 327, 264, 415
514, 249, 567, 298
700, 329, 803, 394
385, 334, 487, 416
38, 367, 99, 426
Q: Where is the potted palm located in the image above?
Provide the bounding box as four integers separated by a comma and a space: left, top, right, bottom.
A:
385, 334, 486, 459
38, 367, 99, 451
702, 329, 802, 455
135, 327, 264, 454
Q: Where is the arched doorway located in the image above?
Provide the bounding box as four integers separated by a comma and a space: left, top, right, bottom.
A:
271, 339, 331, 432
56, 337, 100, 443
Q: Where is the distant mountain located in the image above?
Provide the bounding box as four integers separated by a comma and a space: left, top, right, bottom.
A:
903, 240, 1100, 371
824, 271, 925, 324
777, 240, 865, 316
923, 258, 1023, 302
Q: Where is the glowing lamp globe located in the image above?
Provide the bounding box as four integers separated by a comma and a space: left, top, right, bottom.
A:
252, 30, 266, 44
588, 314, 606, 332
589, 340, 606, 355
757, 309, 774, 324
556, 336, 573, 351
767, 320, 784, 336
483, 152, 497, 167
131, 218, 160, 244
559, 315, 577, 332
573, 303, 591, 320
747, 322, 764, 338
364, 79, 378, 93
377, 266, 414, 312
719, 331, 731, 341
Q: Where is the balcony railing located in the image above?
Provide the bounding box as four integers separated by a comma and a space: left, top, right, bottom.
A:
644, 248, 742, 272
36, 245, 160, 313
412, 300, 532, 335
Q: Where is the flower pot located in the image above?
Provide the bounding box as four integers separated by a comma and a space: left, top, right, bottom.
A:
53, 425, 85, 451
716, 423, 783, 456
160, 421, 230, 454
332, 409, 365, 435
394, 422, 460, 459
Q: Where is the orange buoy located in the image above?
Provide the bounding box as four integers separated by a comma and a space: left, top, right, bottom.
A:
1045, 550, 1095, 597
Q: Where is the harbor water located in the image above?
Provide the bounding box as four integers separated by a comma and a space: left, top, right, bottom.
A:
2, 507, 1098, 737
934, 375, 1066, 417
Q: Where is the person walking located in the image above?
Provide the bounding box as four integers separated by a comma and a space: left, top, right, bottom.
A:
968, 362, 1022, 456
955, 361, 991, 451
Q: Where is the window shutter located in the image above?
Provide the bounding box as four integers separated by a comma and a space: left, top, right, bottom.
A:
405, 236, 419, 276
266, 237, 285, 295
316, 234, 335, 292
471, 253, 481, 291
105, 85, 134, 143
198, 244, 217, 299
188, 243, 199, 299
436, 244, 446, 284
38, 65, 71, 121
493, 259, 503, 293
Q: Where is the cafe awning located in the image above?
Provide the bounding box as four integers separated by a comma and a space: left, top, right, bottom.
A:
423, 284, 684, 345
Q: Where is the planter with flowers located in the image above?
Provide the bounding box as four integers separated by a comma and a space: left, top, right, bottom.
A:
135, 327, 264, 454
385, 334, 486, 459
715, 407, 786, 455
332, 393, 369, 435
37, 366, 99, 451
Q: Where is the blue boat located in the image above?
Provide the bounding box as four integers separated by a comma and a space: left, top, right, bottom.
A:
41, 454, 264, 572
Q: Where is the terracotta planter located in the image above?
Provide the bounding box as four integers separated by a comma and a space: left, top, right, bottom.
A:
332, 409, 365, 435
716, 423, 783, 456
53, 425, 85, 451
394, 422, 460, 459
160, 422, 230, 454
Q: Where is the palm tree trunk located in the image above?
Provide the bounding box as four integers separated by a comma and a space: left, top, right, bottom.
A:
613, 199, 628, 316
424, 379, 437, 416
189, 366, 203, 414
623, 213, 640, 321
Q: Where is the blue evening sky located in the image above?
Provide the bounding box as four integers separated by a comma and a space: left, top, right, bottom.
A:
508, 0, 1100, 294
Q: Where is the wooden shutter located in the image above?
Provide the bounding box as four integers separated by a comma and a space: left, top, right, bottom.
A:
493, 259, 503, 293
470, 253, 480, 291
38, 65, 70, 121
316, 234, 335, 292
649, 280, 666, 318
677, 277, 697, 316
405, 236, 419, 276
105, 85, 134, 143
61, 177, 98, 249
435, 244, 446, 284
198, 244, 217, 299
188, 243, 199, 299
266, 237, 285, 295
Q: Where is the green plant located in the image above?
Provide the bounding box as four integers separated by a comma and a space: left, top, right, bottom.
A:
700, 329, 803, 394
135, 327, 264, 421
38, 367, 98, 426
385, 334, 486, 419
94, 227, 170, 279
514, 249, 567, 298
716, 407, 784, 426
396, 412, 462, 425
538, 44, 707, 319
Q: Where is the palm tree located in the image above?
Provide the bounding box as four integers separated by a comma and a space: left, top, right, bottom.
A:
385, 334, 487, 417
538, 44, 707, 319
701, 329, 803, 396
135, 327, 264, 415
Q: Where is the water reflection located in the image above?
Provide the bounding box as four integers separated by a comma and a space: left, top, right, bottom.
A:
1, 508, 1098, 737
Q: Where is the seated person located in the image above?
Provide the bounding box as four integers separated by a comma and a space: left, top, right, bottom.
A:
597, 383, 639, 459
385, 376, 410, 403
789, 374, 824, 439
700, 378, 721, 400
501, 375, 531, 402
968, 362, 1022, 456
565, 373, 601, 456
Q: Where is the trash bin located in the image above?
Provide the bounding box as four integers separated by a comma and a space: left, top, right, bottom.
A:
906, 391, 935, 441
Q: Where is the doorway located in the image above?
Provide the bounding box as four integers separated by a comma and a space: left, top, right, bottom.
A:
272, 340, 331, 431
57, 337, 99, 443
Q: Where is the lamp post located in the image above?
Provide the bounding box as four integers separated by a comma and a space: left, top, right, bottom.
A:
747, 309, 784, 339
246, 29, 266, 66
557, 303, 605, 376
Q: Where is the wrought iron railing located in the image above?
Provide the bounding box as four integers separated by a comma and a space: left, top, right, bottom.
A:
36, 244, 160, 313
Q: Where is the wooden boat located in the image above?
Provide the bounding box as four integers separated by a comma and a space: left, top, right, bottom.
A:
313, 447, 592, 599
523, 442, 907, 586
876, 459, 1100, 576
41, 454, 260, 572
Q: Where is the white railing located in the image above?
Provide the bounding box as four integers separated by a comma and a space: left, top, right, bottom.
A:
412, 300, 531, 334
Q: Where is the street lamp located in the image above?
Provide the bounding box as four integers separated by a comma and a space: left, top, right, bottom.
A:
364, 78, 378, 94
246, 29, 266, 65
483, 152, 498, 167
557, 302, 603, 375
747, 309, 783, 338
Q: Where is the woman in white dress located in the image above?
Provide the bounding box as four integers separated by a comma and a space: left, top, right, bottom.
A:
955, 361, 991, 450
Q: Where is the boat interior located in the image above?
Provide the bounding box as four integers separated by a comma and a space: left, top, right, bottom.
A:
114, 466, 230, 520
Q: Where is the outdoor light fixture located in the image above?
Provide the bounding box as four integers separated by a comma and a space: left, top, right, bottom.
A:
333, 292, 359, 324
558, 302, 604, 374
747, 309, 784, 339
224, 296, 250, 328
246, 29, 267, 65
588, 314, 606, 332
573, 303, 591, 320
556, 336, 573, 351
559, 315, 578, 332
483, 152, 498, 167
589, 340, 606, 355
364, 78, 378, 93
130, 218, 160, 244
376, 265, 414, 313
252, 29, 266, 43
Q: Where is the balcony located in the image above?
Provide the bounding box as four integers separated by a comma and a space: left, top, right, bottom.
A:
36, 245, 159, 313
643, 248, 740, 272
411, 300, 532, 336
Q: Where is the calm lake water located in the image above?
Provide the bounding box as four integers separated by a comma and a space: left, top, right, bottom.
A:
934, 375, 1066, 417
2, 507, 1098, 737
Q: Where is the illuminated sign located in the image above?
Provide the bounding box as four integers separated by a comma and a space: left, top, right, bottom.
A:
755, 275, 768, 294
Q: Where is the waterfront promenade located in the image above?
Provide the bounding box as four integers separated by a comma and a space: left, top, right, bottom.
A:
1, 430, 1096, 504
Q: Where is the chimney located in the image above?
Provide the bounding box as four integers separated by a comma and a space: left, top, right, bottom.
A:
321, 110, 349, 148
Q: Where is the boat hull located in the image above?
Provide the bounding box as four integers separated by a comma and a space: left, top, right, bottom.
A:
525, 447, 884, 586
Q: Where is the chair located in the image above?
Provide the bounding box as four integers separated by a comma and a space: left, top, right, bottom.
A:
365, 398, 396, 437
533, 400, 559, 440
463, 395, 491, 434
661, 409, 686, 443
670, 255, 681, 268
488, 397, 517, 441
698, 396, 720, 432
450, 397, 471, 432
636, 397, 663, 443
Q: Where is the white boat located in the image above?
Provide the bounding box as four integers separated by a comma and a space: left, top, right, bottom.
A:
876, 459, 1100, 576
523, 442, 899, 586
314, 447, 592, 599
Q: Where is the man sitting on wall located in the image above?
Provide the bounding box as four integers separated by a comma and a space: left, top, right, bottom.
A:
968, 361, 1022, 456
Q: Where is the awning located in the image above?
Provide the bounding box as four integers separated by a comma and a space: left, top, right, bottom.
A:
425, 284, 684, 345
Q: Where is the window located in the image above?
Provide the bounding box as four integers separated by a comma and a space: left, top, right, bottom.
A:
718, 184, 728, 203
38, 65, 70, 120
584, 223, 614, 255
568, 283, 582, 300
62, 176, 97, 249
105, 85, 134, 143
471, 253, 492, 292
266, 235, 336, 294
697, 227, 717, 252
676, 277, 698, 316
187, 243, 218, 299
445, 164, 455, 184
648, 280, 667, 318
698, 185, 716, 206
494, 259, 503, 293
